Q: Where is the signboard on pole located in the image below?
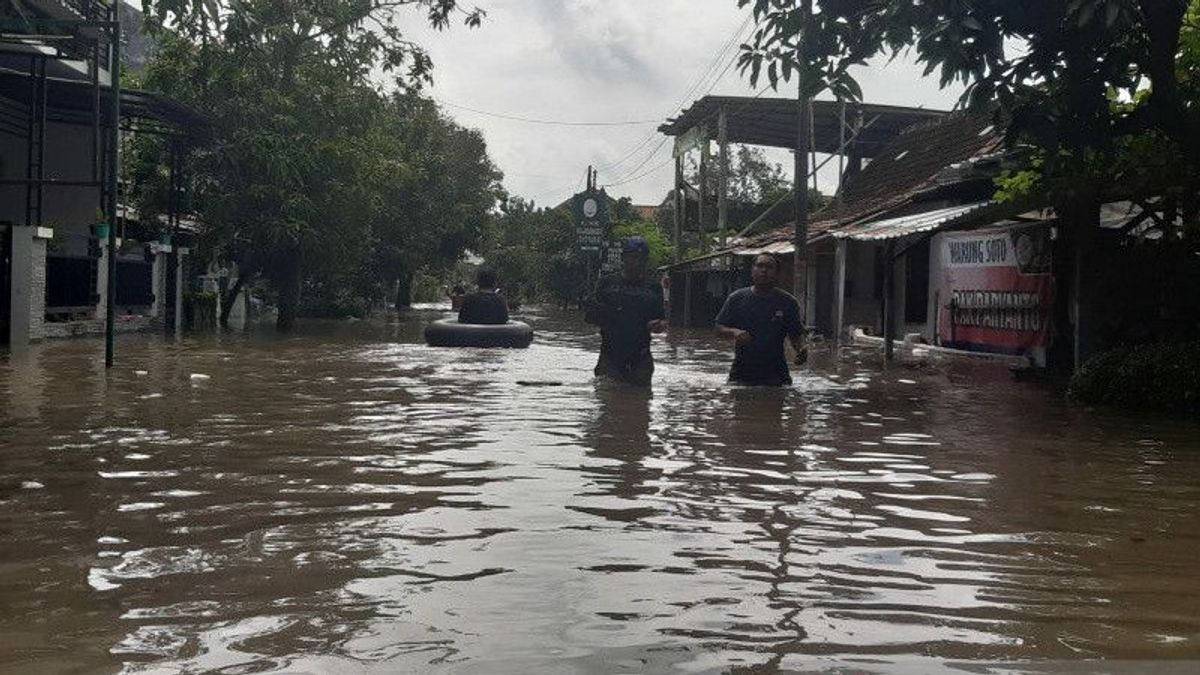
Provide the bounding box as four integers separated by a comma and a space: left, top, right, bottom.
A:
572, 189, 609, 253
934, 223, 1055, 365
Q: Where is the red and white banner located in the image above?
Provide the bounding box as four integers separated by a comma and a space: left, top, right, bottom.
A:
935, 224, 1055, 362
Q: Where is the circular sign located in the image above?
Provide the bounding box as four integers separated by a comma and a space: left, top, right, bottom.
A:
583, 197, 598, 219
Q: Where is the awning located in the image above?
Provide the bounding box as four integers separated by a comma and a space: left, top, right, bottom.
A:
831, 201, 995, 241
0, 67, 211, 138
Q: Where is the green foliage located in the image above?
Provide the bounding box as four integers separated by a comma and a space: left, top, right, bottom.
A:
183, 291, 218, 331
736, 1, 1199, 221
1068, 342, 1200, 414
687, 144, 797, 205
478, 198, 581, 305
612, 221, 671, 270
134, 0, 498, 327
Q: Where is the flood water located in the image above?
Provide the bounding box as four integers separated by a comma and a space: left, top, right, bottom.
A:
2, 306, 1199, 674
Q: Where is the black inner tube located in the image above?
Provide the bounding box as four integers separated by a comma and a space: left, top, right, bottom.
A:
424, 319, 534, 348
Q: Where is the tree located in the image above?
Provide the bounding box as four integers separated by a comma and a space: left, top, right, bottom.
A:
138, 0, 487, 329
372, 95, 504, 309
735, 1, 1199, 228
477, 197, 588, 307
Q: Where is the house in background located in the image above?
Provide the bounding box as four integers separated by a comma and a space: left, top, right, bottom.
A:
1, 0, 207, 346
661, 111, 1005, 336
661, 103, 1191, 371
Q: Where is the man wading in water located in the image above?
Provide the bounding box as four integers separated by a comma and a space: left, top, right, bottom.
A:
716, 254, 807, 386
585, 237, 667, 386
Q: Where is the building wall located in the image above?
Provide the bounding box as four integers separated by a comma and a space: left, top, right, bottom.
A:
2, 111, 155, 344
0, 115, 102, 255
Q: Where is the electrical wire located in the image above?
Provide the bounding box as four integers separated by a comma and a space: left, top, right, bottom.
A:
598, 17, 764, 188
592, 14, 753, 175
435, 99, 661, 126
601, 82, 775, 189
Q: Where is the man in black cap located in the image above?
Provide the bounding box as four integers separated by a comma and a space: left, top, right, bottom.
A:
458, 268, 509, 325
584, 236, 667, 386
716, 253, 807, 386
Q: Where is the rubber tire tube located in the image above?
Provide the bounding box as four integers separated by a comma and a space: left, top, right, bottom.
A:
424, 319, 534, 348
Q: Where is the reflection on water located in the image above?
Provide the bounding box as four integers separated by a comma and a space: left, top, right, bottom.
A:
2, 306, 1199, 674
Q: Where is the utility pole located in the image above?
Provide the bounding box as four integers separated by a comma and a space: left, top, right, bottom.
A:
104, 9, 121, 368
792, 0, 812, 314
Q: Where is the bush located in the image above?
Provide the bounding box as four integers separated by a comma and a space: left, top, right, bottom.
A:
184, 291, 218, 331
298, 281, 371, 319
1068, 341, 1200, 414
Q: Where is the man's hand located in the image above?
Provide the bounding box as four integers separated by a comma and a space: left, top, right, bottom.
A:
734, 329, 753, 347
794, 347, 808, 365
648, 319, 668, 334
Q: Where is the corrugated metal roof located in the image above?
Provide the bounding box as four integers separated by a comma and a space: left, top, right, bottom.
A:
736, 241, 795, 256
832, 201, 994, 241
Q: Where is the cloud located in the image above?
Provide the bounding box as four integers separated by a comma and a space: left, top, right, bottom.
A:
403, 0, 966, 206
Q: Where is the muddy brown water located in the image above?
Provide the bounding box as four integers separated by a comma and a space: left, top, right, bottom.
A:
2, 306, 1199, 674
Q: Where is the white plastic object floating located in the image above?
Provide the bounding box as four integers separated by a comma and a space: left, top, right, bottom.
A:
189, 373, 211, 382
134, 370, 149, 376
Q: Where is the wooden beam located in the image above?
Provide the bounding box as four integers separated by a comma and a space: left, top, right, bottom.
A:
673, 154, 684, 262
699, 138, 709, 253
883, 240, 896, 361
792, 0, 813, 318
718, 106, 729, 248
833, 238, 847, 344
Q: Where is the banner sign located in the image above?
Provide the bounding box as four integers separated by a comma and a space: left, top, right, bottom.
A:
935, 224, 1055, 362
572, 190, 609, 253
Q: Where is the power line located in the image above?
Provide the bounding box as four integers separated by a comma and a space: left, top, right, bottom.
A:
593, 14, 753, 175
436, 99, 660, 127
602, 83, 774, 189
599, 18, 760, 188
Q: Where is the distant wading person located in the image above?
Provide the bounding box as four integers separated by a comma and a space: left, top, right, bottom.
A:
716, 254, 807, 386
585, 237, 667, 386
458, 269, 509, 325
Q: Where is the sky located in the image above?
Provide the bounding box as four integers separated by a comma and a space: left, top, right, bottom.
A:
403, 0, 967, 208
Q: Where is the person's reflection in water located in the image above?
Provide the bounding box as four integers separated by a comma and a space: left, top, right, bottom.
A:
726, 385, 807, 673
570, 382, 661, 521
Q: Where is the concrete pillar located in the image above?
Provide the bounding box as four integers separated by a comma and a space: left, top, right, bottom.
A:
226, 279, 248, 328
94, 237, 111, 322
9, 227, 52, 345
833, 238, 847, 344
149, 243, 170, 324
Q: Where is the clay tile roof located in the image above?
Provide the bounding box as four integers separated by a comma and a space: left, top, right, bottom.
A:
745, 112, 1003, 247
632, 205, 659, 221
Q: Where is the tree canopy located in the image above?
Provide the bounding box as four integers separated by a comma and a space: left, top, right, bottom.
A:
134, 0, 499, 327
736, 0, 1199, 227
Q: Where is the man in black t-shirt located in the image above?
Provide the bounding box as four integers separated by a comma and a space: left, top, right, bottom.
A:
458, 269, 509, 325
715, 254, 807, 386
584, 237, 667, 386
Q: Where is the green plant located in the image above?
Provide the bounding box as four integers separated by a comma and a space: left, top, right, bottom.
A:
1068, 341, 1200, 414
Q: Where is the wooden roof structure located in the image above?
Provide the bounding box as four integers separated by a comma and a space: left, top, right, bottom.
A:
658, 96, 948, 158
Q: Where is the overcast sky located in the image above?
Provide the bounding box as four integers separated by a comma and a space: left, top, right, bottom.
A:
404, 0, 966, 207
